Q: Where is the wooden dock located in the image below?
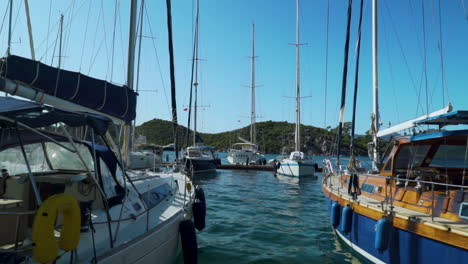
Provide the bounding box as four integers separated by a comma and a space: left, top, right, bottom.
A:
216, 164, 275, 171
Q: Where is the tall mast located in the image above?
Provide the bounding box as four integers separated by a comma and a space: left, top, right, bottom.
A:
336, 0, 353, 165
371, 0, 380, 170
193, 0, 200, 146
24, 0, 35, 60
58, 14, 64, 68
127, 0, 137, 91
123, 0, 137, 161
294, 0, 301, 152
250, 23, 256, 145
7, 0, 12, 56
166, 0, 179, 158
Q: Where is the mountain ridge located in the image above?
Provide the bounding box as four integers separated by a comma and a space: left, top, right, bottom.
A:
136, 118, 372, 155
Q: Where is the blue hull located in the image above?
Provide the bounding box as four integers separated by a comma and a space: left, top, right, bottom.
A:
325, 197, 468, 263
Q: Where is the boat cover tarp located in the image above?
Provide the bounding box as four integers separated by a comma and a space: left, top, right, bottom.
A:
1, 55, 137, 122
0, 96, 111, 135
414, 111, 468, 127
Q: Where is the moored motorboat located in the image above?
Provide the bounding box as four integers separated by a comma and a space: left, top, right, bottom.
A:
227, 143, 266, 165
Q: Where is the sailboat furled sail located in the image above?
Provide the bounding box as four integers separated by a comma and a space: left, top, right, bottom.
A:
0, 55, 137, 123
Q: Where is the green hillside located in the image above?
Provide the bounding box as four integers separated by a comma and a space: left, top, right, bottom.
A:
136, 119, 372, 155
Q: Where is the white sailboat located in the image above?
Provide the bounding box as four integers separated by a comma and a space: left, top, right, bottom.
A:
227, 24, 266, 166
0, 1, 204, 263
276, 0, 316, 177
184, 0, 218, 174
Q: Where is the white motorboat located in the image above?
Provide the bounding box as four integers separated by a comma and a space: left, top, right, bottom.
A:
227, 143, 266, 165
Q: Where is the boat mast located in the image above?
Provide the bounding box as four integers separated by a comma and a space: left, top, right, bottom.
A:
166, 0, 179, 158
123, 0, 138, 161
58, 14, 64, 68
250, 23, 256, 145
193, 0, 200, 146
371, 0, 380, 170
7, 0, 12, 56
294, 0, 301, 152
24, 0, 35, 60
350, 0, 364, 163
336, 0, 353, 165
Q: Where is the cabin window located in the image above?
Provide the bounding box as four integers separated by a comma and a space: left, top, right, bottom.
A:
0, 143, 50, 176
460, 202, 468, 219
394, 145, 430, 169
430, 145, 468, 168
45, 142, 94, 171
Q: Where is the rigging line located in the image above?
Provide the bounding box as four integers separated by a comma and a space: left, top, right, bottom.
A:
61, 0, 76, 69
381, 9, 400, 123
37, 0, 87, 61
0, 1, 9, 41
382, 0, 422, 113
79, 0, 92, 71
117, 2, 127, 81
324, 0, 330, 129
186, 0, 199, 148
110, 0, 118, 81
99, 0, 111, 79
87, 32, 107, 76
87, 1, 103, 75
50, 18, 60, 66
336, 0, 353, 165
422, 0, 430, 115
46, 0, 53, 62
10, 0, 23, 51
350, 0, 364, 157
434, 0, 449, 104
144, 5, 171, 120
135, 0, 145, 94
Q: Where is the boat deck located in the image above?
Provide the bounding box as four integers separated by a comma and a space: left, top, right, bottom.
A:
324, 174, 468, 236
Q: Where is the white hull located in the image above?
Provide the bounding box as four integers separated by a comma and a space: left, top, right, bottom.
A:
276, 158, 316, 177
128, 151, 163, 170
227, 150, 264, 165
22, 172, 194, 264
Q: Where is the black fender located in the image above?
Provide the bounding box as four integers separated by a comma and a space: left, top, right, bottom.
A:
179, 220, 198, 264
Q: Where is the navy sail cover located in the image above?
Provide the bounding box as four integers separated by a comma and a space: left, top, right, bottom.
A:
1, 55, 137, 123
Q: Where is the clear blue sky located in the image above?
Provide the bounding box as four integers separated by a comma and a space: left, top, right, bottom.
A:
2, 0, 468, 134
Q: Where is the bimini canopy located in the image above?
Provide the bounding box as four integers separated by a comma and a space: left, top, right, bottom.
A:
0, 55, 137, 123
0, 96, 111, 135
414, 111, 468, 127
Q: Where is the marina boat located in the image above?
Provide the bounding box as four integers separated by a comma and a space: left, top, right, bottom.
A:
0, 97, 203, 264
322, 0, 468, 262
227, 24, 266, 166
184, 146, 218, 174
322, 112, 468, 263
227, 143, 266, 165
276, 0, 315, 177
183, 0, 218, 175
128, 144, 164, 170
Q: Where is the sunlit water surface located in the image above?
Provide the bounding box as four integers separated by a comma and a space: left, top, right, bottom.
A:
173, 152, 369, 264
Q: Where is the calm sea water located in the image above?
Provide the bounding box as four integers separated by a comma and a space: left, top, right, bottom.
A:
174, 152, 369, 264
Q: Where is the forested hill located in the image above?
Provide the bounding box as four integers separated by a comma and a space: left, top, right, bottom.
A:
135, 119, 372, 155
